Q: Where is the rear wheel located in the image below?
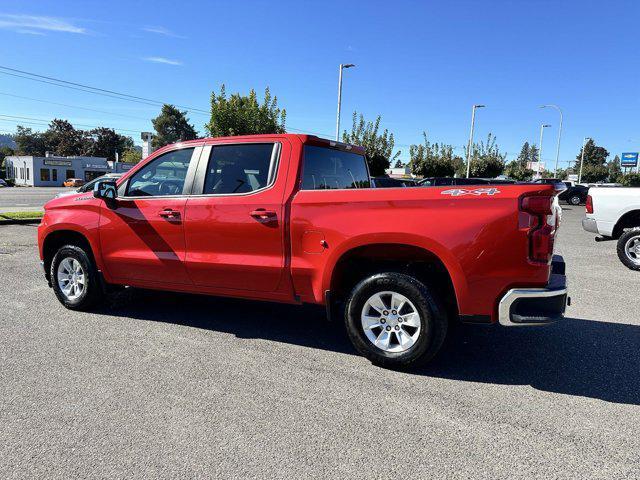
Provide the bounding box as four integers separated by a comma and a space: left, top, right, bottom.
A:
51, 245, 103, 310
569, 195, 582, 206
617, 228, 640, 271
344, 272, 447, 368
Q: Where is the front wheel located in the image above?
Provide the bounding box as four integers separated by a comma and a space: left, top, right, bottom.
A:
344, 272, 448, 369
51, 245, 103, 310
617, 228, 640, 271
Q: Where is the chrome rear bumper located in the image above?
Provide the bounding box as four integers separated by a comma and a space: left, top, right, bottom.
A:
498, 255, 568, 326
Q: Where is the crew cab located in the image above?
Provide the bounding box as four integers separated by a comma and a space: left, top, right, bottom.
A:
583, 187, 640, 270
38, 134, 568, 368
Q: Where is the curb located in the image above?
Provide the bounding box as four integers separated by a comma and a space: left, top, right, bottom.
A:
0, 218, 42, 225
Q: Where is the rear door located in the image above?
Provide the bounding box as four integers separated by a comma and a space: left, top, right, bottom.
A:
99, 146, 201, 285
183, 140, 289, 292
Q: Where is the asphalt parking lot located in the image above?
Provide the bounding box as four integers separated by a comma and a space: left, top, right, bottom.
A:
0, 187, 68, 213
1, 207, 639, 479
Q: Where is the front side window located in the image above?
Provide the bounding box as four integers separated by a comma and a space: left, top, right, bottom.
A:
203, 143, 276, 195
301, 146, 370, 190
126, 148, 194, 197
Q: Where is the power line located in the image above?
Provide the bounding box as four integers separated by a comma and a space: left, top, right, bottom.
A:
0, 92, 152, 122
0, 114, 141, 134
0, 65, 335, 137
0, 65, 209, 114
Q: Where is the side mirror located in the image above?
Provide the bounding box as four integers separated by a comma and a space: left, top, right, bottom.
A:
93, 179, 118, 208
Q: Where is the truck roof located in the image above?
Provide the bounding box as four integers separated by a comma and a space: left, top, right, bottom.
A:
171, 133, 366, 155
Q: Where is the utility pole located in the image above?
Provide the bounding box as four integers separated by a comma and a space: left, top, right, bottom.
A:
538, 124, 551, 178
540, 105, 563, 177
578, 136, 591, 183
335, 63, 355, 141
466, 104, 485, 178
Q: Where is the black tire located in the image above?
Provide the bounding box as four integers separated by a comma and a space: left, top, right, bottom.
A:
50, 244, 103, 310
569, 195, 582, 206
617, 228, 640, 271
344, 272, 448, 369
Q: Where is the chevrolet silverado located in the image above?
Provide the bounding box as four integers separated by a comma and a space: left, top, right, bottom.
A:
38, 134, 568, 367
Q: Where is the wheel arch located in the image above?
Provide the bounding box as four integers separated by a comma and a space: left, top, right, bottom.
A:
42, 228, 99, 281
325, 239, 465, 321
613, 209, 640, 239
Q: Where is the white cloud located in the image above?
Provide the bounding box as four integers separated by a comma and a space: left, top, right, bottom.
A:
142, 25, 185, 38
142, 56, 183, 66
16, 29, 46, 35
0, 14, 87, 34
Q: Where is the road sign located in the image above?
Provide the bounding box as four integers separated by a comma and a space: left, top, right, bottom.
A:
621, 152, 639, 167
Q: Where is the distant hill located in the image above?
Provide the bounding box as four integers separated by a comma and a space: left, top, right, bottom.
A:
0, 134, 16, 149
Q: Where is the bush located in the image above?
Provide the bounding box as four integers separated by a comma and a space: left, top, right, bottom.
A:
621, 173, 640, 187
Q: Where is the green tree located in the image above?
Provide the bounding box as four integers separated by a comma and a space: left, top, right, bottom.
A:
394, 159, 404, 168
464, 133, 506, 178
529, 144, 539, 164
575, 139, 609, 182
14, 126, 46, 155
608, 155, 622, 183
205, 85, 286, 137
516, 142, 531, 166
342, 112, 400, 176
120, 148, 142, 164
621, 173, 640, 187
504, 160, 533, 181
86, 127, 134, 161
0, 146, 15, 179
576, 139, 609, 167
152, 104, 198, 149
505, 141, 535, 180
580, 163, 609, 183
43, 119, 88, 156
409, 132, 461, 177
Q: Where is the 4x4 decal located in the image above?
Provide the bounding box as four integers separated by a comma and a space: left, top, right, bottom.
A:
441, 188, 501, 197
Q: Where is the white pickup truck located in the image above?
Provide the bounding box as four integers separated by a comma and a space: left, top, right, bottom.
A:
582, 187, 640, 270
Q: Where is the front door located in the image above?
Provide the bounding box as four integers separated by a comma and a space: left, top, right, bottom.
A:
99, 146, 201, 285
184, 141, 287, 292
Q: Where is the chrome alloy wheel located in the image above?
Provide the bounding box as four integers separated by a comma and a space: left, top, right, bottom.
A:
360, 291, 421, 353
57, 257, 86, 301
624, 234, 640, 265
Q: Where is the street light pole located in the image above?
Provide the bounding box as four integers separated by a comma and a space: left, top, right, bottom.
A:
336, 63, 355, 141
578, 136, 591, 184
538, 124, 551, 178
466, 104, 485, 178
540, 105, 563, 177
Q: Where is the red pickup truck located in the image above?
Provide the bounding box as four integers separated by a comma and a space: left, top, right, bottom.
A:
38, 134, 568, 368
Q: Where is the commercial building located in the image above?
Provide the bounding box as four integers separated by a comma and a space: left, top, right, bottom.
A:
5, 154, 134, 187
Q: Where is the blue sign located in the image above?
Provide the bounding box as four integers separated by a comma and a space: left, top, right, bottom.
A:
621, 152, 639, 167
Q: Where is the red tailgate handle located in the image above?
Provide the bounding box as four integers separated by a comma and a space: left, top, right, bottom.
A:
158, 208, 181, 219
250, 209, 277, 221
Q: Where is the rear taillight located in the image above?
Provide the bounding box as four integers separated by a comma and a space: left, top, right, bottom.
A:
520, 194, 556, 264
586, 195, 593, 214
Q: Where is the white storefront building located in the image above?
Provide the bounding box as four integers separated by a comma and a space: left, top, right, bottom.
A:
5, 154, 134, 187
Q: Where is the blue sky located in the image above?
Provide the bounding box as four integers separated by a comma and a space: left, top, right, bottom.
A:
0, 0, 638, 168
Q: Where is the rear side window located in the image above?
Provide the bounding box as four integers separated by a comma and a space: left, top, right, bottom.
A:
203, 143, 277, 195
301, 146, 370, 190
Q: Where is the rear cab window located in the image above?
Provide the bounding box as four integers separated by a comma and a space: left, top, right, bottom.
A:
301, 145, 370, 190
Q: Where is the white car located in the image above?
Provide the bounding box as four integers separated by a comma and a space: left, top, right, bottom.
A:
582, 187, 640, 270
